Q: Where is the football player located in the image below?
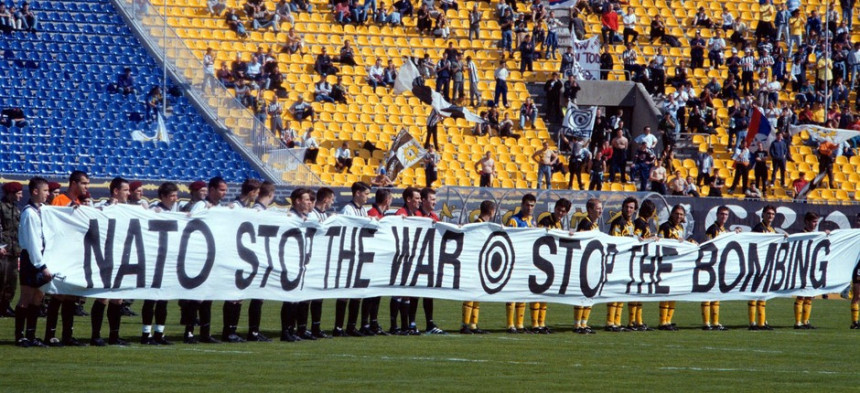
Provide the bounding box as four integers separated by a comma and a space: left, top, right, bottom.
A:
505, 194, 537, 333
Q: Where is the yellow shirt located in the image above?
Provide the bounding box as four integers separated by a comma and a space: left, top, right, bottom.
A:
817, 58, 832, 81
789, 16, 804, 35
759, 4, 775, 22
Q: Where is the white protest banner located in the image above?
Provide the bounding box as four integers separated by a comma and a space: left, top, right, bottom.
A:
571, 36, 600, 80
38, 206, 860, 305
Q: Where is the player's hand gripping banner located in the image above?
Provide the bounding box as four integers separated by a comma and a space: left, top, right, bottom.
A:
38, 206, 860, 305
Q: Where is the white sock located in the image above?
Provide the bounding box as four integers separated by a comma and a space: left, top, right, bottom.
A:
142, 325, 152, 334
155, 325, 165, 333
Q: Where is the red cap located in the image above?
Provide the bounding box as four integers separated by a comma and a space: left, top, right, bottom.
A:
129, 181, 143, 192
189, 181, 207, 192
48, 182, 61, 192
2, 182, 22, 194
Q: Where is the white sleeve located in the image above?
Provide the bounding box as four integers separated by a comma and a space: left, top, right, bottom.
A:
18, 208, 43, 269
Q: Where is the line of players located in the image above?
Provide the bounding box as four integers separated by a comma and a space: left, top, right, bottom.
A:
12, 172, 860, 348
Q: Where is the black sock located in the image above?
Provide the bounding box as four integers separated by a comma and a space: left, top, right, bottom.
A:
347, 299, 360, 328
26, 305, 39, 341
199, 301, 212, 336
389, 298, 400, 330
399, 298, 411, 331
310, 299, 322, 328
334, 299, 347, 329
283, 302, 298, 332
44, 298, 60, 340
61, 299, 76, 341
231, 302, 242, 334
249, 299, 263, 334
360, 298, 371, 328
222, 302, 233, 336
141, 300, 155, 326
183, 301, 199, 336
91, 301, 106, 339
296, 301, 309, 333
408, 297, 419, 327
369, 297, 381, 329
155, 301, 168, 325
14, 305, 26, 340
423, 298, 435, 329
107, 303, 122, 340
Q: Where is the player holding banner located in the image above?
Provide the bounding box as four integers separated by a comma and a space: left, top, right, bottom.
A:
533, 197, 571, 334
701, 206, 737, 331
573, 198, 602, 334
656, 204, 687, 331
606, 197, 637, 332
748, 205, 777, 331
505, 194, 537, 333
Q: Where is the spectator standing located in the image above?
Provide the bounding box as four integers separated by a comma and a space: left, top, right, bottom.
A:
424, 145, 439, 187
753, 141, 770, 194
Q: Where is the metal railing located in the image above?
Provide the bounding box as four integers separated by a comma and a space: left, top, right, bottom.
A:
114, 0, 323, 186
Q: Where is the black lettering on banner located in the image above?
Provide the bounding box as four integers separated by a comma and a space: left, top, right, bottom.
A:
278, 228, 304, 291
323, 227, 340, 289
300, 228, 316, 290
625, 245, 641, 294
257, 225, 280, 288
638, 244, 657, 294
772, 243, 790, 290
390, 227, 421, 286
599, 243, 619, 296
410, 229, 436, 287
176, 219, 216, 289
692, 242, 718, 292
579, 240, 605, 298
719, 241, 745, 293
794, 240, 812, 289
83, 219, 116, 289
740, 243, 772, 293
530, 236, 556, 294
338, 227, 357, 289
353, 228, 377, 289
655, 246, 676, 295
437, 231, 463, 289
113, 219, 146, 289
148, 220, 178, 288
235, 222, 258, 290
557, 238, 581, 295
810, 239, 829, 288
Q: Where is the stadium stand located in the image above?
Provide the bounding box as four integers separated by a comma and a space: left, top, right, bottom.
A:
0, 0, 261, 182
138, 0, 563, 188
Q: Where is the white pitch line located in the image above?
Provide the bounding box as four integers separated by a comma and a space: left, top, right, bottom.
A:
331, 353, 543, 365
660, 367, 841, 375
179, 348, 255, 354
700, 346, 783, 354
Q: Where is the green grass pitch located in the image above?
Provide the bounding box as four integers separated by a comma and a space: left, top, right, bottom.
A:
0, 297, 856, 392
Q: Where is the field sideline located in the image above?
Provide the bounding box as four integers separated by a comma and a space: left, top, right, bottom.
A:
1, 297, 856, 391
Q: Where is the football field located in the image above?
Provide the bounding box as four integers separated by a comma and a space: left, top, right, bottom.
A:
1, 297, 856, 392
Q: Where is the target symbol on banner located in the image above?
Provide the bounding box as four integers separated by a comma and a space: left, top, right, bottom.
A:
478, 232, 515, 294
571, 110, 594, 129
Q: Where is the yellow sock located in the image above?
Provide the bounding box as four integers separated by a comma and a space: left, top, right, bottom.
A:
635, 303, 643, 325
666, 301, 676, 324
462, 301, 474, 326
582, 307, 592, 326
538, 303, 547, 327
659, 302, 669, 325
628, 303, 636, 326
515, 302, 526, 329
852, 303, 859, 323
530, 303, 540, 328
701, 302, 711, 326
712, 301, 720, 325
470, 302, 480, 329
574, 306, 583, 328
613, 302, 624, 326
606, 303, 617, 326
757, 301, 767, 327
802, 298, 812, 324
793, 298, 803, 325
506, 302, 515, 328
748, 301, 757, 325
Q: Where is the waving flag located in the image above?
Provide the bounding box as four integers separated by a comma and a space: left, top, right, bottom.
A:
131, 113, 170, 145
745, 107, 773, 151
